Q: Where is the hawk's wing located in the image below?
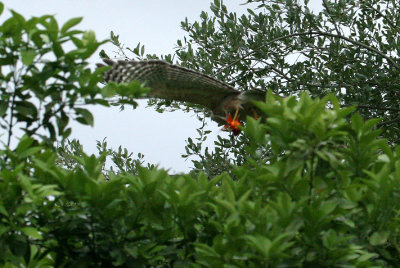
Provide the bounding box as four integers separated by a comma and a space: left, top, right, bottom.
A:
98, 59, 240, 113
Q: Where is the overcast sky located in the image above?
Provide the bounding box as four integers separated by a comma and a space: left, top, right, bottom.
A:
2, 0, 251, 172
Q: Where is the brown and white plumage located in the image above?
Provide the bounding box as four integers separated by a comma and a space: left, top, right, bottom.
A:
97, 59, 265, 125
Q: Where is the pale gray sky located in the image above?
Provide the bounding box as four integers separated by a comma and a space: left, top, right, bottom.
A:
2, 0, 245, 172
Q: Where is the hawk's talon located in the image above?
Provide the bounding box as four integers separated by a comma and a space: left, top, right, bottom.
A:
233, 108, 239, 121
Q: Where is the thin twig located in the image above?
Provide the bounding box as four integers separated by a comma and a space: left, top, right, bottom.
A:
7, 64, 21, 147
355, 105, 400, 112
366, 3, 397, 31
258, 59, 292, 81
377, 116, 400, 127
6, 94, 16, 147
322, 0, 342, 36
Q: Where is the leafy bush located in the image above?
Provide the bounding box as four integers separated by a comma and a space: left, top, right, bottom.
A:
3, 90, 400, 266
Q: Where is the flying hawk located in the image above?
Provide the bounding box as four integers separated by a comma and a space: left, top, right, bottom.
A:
97, 59, 266, 135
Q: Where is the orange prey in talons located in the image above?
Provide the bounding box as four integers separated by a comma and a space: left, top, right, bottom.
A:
223, 108, 242, 136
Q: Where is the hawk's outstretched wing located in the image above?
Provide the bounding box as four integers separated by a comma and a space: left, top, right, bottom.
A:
98, 59, 241, 112
97, 59, 265, 126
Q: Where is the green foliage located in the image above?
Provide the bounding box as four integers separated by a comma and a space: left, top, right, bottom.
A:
3, 91, 400, 266
163, 0, 400, 172
56, 138, 154, 176
2, 1, 400, 266
0, 7, 147, 146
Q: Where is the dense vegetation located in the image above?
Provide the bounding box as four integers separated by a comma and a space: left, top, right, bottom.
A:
1, 0, 400, 266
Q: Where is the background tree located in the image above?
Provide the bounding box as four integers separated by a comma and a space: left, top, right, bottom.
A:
111, 0, 400, 175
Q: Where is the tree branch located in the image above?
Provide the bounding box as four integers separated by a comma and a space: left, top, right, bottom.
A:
217, 30, 400, 75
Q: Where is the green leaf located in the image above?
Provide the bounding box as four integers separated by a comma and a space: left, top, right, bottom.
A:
101, 83, 116, 98
52, 41, 64, 58
0, 204, 9, 217
0, 225, 9, 237
351, 113, 363, 132
21, 49, 37, 65
41, 16, 59, 40
140, 44, 145, 56
99, 49, 110, 59
60, 17, 83, 35
16, 135, 35, 154
245, 116, 265, 144
33, 158, 59, 178
40, 33, 50, 44
222, 176, 235, 202
0, 100, 8, 117
62, 127, 72, 139
14, 101, 38, 119
21, 227, 43, 240
75, 108, 94, 126
214, 199, 236, 214
8, 234, 28, 257
11, 10, 26, 25
82, 30, 96, 45
370, 231, 389, 246
18, 147, 42, 160
35, 184, 62, 198
245, 235, 272, 257
194, 243, 220, 258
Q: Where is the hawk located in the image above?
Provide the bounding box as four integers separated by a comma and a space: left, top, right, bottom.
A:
97, 59, 266, 135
